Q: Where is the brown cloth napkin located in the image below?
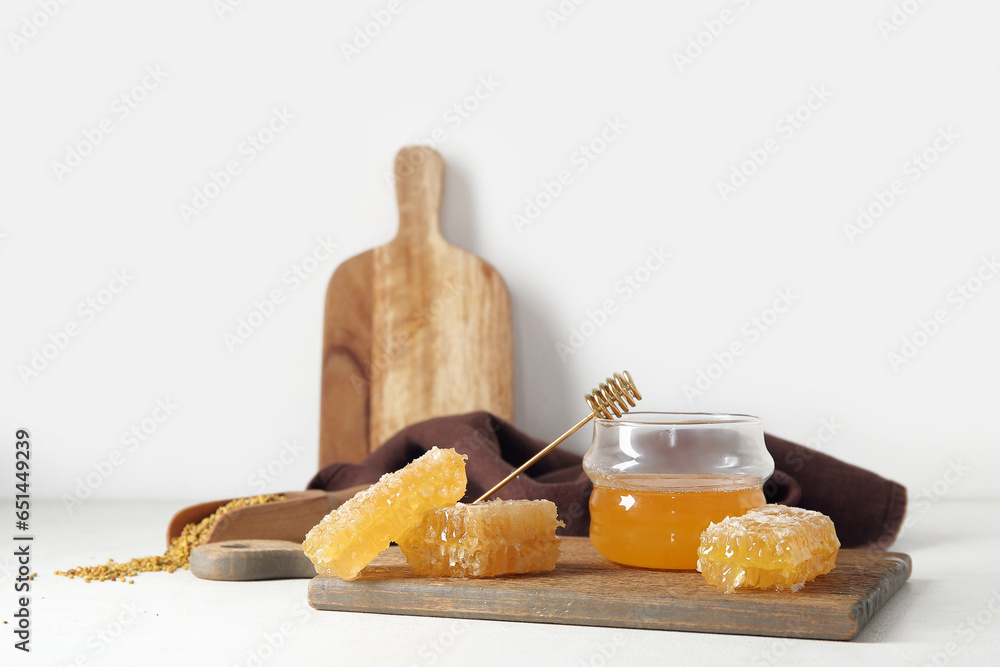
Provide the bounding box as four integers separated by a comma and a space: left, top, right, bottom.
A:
307, 412, 907, 549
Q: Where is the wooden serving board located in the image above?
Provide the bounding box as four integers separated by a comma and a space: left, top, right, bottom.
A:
308, 537, 911, 641
319, 146, 514, 467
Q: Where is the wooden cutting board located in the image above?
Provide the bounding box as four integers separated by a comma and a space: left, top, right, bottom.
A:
319, 146, 514, 467
308, 537, 911, 641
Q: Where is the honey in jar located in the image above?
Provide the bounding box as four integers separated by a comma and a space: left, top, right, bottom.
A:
582, 413, 775, 570
588, 474, 765, 570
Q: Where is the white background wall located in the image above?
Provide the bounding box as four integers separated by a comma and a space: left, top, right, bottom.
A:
2, 0, 997, 507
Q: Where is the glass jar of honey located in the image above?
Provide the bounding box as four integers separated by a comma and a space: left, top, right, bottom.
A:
583, 412, 774, 570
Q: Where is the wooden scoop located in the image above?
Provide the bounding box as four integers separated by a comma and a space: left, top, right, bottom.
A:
166, 486, 368, 546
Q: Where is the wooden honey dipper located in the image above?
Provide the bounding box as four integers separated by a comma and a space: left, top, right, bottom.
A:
473, 371, 641, 503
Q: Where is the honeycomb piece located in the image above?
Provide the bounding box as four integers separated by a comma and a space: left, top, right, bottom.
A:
303, 447, 467, 581
397, 499, 564, 578
697, 505, 840, 594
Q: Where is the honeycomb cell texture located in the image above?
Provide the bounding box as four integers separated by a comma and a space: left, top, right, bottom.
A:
303, 447, 467, 581
397, 499, 564, 578
697, 504, 840, 594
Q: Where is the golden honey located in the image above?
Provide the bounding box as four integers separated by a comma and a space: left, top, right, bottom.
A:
398, 499, 563, 578
303, 447, 467, 581
589, 474, 765, 570
697, 504, 840, 593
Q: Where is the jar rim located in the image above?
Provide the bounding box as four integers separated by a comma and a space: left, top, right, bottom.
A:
594, 411, 761, 426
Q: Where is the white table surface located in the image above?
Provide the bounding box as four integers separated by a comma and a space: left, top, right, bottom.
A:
5, 498, 998, 667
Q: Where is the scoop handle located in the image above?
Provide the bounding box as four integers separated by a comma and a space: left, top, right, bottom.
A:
189, 540, 316, 581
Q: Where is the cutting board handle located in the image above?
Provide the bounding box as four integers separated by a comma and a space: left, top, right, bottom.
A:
394, 146, 444, 244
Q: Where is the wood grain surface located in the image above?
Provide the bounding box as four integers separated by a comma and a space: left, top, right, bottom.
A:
319, 146, 514, 467
190, 540, 316, 581
167, 486, 368, 546
308, 537, 911, 641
